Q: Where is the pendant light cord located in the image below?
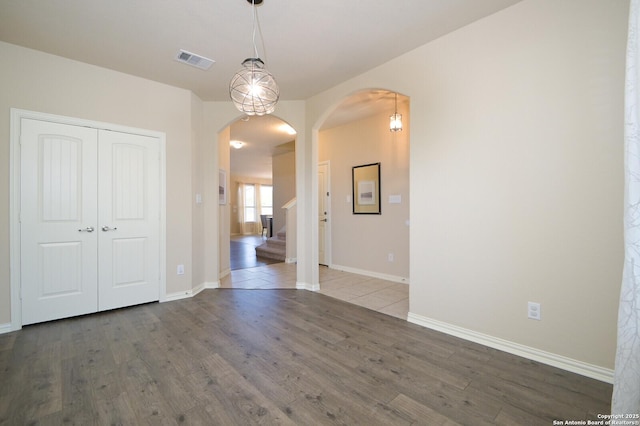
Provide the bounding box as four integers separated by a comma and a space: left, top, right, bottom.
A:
249, 0, 268, 61
251, 0, 259, 58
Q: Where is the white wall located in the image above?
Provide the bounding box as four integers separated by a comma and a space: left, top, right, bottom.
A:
0, 41, 200, 325
305, 0, 627, 372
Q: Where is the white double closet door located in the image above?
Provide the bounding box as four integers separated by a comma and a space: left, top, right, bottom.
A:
20, 119, 161, 325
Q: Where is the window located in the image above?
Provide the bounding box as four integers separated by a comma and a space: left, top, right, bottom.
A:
260, 185, 273, 216
242, 184, 272, 223
244, 184, 256, 222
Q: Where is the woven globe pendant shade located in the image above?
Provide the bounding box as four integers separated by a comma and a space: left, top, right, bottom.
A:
229, 58, 279, 116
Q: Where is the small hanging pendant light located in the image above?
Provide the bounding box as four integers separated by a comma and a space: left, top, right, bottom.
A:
390, 92, 403, 132
229, 0, 280, 116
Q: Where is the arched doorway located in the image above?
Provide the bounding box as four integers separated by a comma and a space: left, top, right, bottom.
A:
313, 89, 411, 319
219, 114, 298, 288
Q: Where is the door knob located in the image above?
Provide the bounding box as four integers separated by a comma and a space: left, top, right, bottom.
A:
102, 226, 118, 232
78, 227, 95, 232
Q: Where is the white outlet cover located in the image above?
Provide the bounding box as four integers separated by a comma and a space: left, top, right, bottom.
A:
527, 302, 541, 320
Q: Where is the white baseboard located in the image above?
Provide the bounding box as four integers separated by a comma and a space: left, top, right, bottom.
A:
205, 281, 220, 289
285, 257, 297, 264
192, 282, 206, 297
407, 312, 614, 384
329, 264, 409, 285
297, 281, 319, 291
164, 289, 196, 302
164, 281, 219, 302
0, 323, 13, 335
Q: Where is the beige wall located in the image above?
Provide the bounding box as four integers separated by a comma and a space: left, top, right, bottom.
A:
305, 0, 627, 370
272, 144, 296, 234
229, 173, 240, 236
0, 41, 200, 324
191, 93, 205, 289
319, 106, 410, 279
218, 127, 231, 276
201, 102, 230, 289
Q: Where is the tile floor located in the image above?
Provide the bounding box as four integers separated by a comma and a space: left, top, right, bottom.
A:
219, 262, 409, 320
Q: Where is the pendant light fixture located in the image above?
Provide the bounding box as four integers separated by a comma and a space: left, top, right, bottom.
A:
229, 0, 279, 116
390, 92, 403, 132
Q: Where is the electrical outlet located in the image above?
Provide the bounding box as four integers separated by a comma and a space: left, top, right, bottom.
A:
177, 264, 185, 275
388, 253, 394, 262
527, 301, 541, 320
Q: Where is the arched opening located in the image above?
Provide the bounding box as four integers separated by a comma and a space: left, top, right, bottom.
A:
218, 114, 298, 288
312, 88, 411, 319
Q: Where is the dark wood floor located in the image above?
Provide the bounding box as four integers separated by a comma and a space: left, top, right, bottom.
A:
0, 290, 611, 425
230, 235, 282, 270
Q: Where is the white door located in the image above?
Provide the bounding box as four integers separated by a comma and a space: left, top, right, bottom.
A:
21, 119, 100, 325
98, 130, 160, 310
318, 162, 330, 266
20, 119, 161, 325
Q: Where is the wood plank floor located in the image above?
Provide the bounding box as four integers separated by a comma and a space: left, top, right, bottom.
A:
230, 235, 282, 270
0, 290, 611, 425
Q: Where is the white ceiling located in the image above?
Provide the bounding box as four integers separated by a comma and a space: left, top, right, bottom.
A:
0, 0, 522, 178
230, 114, 295, 178
229, 90, 411, 179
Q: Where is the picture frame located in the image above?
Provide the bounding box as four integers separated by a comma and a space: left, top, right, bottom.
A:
219, 169, 227, 205
352, 162, 381, 214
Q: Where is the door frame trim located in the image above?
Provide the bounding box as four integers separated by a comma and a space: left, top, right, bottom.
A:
9, 108, 167, 332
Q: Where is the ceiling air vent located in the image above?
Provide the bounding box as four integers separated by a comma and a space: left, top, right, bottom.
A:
175, 49, 215, 70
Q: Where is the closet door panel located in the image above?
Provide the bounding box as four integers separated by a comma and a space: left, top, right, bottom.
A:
20, 119, 99, 325
98, 130, 160, 311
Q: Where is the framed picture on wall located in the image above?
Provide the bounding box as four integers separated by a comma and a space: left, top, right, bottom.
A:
219, 169, 227, 205
352, 162, 381, 214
